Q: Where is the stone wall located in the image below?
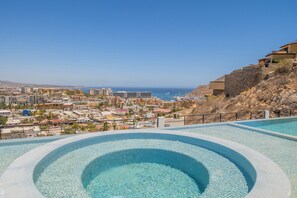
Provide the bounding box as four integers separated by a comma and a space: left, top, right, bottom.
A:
225, 66, 263, 97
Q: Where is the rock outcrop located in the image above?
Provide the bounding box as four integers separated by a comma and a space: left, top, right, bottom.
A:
186, 84, 212, 98
190, 61, 297, 121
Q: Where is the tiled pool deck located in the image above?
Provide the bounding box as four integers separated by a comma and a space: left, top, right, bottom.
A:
0, 136, 65, 175
0, 121, 296, 197
169, 123, 297, 197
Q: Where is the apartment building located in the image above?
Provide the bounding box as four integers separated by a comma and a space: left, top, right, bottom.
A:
89, 88, 112, 96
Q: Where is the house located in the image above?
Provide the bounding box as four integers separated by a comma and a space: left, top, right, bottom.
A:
1, 128, 26, 139
6, 118, 21, 126
114, 108, 129, 116
0, 126, 39, 139
259, 41, 297, 65
209, 76, 225, 95
0, 110, 11, 117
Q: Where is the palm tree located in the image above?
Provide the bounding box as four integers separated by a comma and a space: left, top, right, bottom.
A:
102, 122, 110, 131
112, 122, 117, 130
0, 116, 7, 126
87, 123, 97, 132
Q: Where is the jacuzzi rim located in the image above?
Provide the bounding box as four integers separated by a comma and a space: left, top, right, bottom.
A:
0, 129, 291, 198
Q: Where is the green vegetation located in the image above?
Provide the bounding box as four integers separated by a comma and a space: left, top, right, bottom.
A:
21, 118, 34, 124
172, 107, 182, 113
62, 122, 98, 134
0, 116, 8, 126
112, 122, 117, 130
87, 123, 97, 132
63, 123, 79, 134
272, 59, 293, 74
66, 90, 75, 95
102, 122, 110, 131
0, 102, 7, 109
40, 125, 49, 131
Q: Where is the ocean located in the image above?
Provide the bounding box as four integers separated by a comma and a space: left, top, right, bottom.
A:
82, 87, 193, 101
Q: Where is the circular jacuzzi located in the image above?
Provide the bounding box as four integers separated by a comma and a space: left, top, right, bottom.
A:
0, 130, 291, 198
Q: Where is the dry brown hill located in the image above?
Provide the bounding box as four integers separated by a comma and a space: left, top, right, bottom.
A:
186, 84, 212, 98
190, 61, 297, 121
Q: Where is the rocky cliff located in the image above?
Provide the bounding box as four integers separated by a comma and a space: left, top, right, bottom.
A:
186, 84, 212, 98
190, 61, 297, 120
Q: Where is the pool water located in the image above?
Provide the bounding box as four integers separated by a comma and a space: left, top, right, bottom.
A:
34, 138, 249, 198
87, 163, 200, 198
238, 118, 297, 136
82, 148, 209, 198
170, 124, 297, 197
0, 136, 64, 176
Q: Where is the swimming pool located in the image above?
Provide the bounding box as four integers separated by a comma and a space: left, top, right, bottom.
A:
0, 130, 289, 198
169, 123, 296, 197
237, 117, 297, 137
0, 136, 65, 176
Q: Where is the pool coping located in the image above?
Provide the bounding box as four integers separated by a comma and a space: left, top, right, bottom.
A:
233, 116, 297, 142
0, 129, 291, 198
166, 116, 297, 142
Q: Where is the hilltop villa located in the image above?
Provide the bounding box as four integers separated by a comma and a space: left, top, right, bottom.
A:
259, 41, 297, 65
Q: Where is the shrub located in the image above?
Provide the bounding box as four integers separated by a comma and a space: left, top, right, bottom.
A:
273, 59, 293, 74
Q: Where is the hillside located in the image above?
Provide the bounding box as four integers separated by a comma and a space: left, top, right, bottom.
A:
186, 84, 212, 98
190, 61, 297, 121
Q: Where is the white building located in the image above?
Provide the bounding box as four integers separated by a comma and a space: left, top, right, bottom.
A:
0, 110, 11, 117
6, 118, 21, 126
21, 87, 34, 94
0, 126, 40, 139
89, 88, 112, 96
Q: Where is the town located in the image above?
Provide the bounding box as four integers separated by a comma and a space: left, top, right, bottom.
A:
0, 86, 196, 139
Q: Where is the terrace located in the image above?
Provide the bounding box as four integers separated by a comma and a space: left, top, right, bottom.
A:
0, 116, 296, 197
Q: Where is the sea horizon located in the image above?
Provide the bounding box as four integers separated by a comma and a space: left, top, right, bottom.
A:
82, 87, 194, 101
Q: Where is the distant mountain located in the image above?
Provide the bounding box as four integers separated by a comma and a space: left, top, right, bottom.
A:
0, 80, 82, 89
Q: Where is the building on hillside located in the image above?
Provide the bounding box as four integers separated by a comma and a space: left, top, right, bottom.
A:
113, 91, 152, 98
89, 88, 112, 96
0, 126, 40, 139
209, 76, 225, 95
1, 128, 26, 139
0, 110, 11, 117
28, 95, 45, 104
35, 103, 64, 109
6, 118, 21, 126
2, 95, 44, 106
4, 96, 12, 106
21, 87, 34, 94
259, 41, 297, 65
112, 91, 126, 98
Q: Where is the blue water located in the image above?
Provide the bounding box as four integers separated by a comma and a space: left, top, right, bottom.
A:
0, 136, 65, 176
238, 118, 297, 137
83, 149, 205, 197
82, 87, 193, 101
35, 135, 248, 198
169, 124, 297, 197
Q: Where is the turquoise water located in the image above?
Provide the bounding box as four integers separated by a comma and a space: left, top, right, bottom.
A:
35, 138, 249, 198
170, 124, 297, 197
238, 118, 297, 136
87, 163, 200, 197
0, 136, 64, 176
83, 149, 208, 197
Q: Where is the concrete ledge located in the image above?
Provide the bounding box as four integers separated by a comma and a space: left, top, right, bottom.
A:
233, 117, 297, 142
0, 129, 291, 198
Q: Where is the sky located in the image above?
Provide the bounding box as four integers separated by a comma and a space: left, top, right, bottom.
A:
0, 0, 297, 88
